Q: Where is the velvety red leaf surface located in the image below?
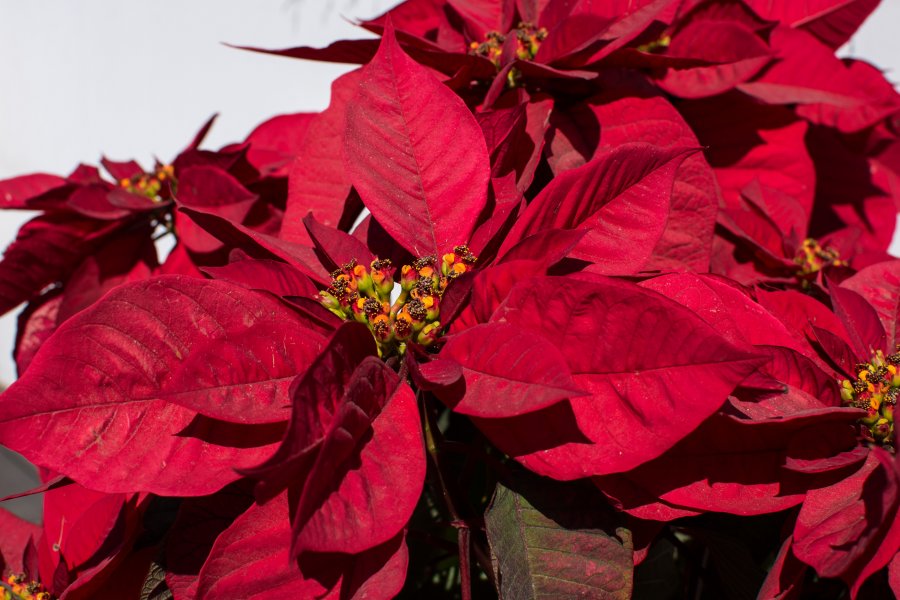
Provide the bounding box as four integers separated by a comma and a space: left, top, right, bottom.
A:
174, 166, 258, 254
479, 276, 765, 478
201, 256, 319, 300
244, 322, 377, 501
0, 213, 119, 316
293, 358, 425, 556
503, 143, 692, 273
280, 70, 363, 245
0, 173, 67, 208
0, 276, 325, 495
549, 91, 717, 271
841, 260, 900, 346
681, 94, 815, 216
242, 112, 314, 178
343, 23, 490, 257
437, 322, 585, 417
743, 0, 879, 48
794, 450, 900, 596
828, 284, 887, 358
0, 507, 40, 574
193, 491, 325, 599
597, 409, 862, 518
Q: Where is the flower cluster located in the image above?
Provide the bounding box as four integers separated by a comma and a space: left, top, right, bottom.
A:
0, 1, 899, 598
320, 247, 476, 354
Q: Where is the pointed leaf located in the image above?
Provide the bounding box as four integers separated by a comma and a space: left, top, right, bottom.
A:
503, 144, 692, 273
293, 359, 425, 556
0, 276, 325, 495
829, 284, 887, 358
438, 323, 585, 417
344, 23, 490, 257
243, 322, 377, 501
486, 276, 766, 478
281, 70, 364, 245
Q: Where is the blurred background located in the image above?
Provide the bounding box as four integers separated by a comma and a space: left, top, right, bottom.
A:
0, 0, 898, 522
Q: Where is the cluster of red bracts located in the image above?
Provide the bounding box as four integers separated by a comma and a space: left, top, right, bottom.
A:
1, 0, 900, 598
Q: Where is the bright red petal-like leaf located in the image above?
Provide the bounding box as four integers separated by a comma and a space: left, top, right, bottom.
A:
0, 276, 323, 495
829, 284, 887, 359
738, 28, 875, 109
681, 94, 815, 215
437, 322, 585, 417
343, 22, 490, 257
503, 144, 692, 273
0, 173, 67, 208
293, 358, 425, 556
164, 480, 256, 598
0, 213, 119, 316
281, 70, 364, 245
193, 492, 325, 599
175, 166, 258, 254
744, 0, 879, 48
0, 507, 40, 574
841, 260, 900, 347
201, 257, 319, 300
485, 276, 765, 478
549, 91, 717, 271
302, 213, 375, 271
243, 112, 314, 178
243, 322, 377, 501
794, 449, 900, 594
179, 207, 330, 283
598, 409, 862, 517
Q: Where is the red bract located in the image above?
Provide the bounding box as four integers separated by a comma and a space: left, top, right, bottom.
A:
2, 1, 900, 598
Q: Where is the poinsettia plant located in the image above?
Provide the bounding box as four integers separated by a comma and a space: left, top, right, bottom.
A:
1, 0, 900, 598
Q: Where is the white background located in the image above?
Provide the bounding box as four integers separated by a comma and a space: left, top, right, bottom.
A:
0, 1, 898, 519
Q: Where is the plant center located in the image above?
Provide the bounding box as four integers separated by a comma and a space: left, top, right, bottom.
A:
468, 22, 548, 72
320, 245, 477, 357
118, 164, 174, 202
840, 346, 900, 447
2, 574, 53, 600
794, 238, 844, 282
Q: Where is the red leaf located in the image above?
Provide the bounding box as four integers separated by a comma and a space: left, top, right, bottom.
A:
485, 276, 765, 477
0, 213, 118, 316
302, 213, 375, 271
738, 28, 878, 109
0, 173, 67, 208
503, 144, 693, 273
794, 450, 900, 594
829, 284, 887, 358
293, 358, 424, 556
343, 22, 490, 257
0, 277, 324, 495
243, 322, 378, 501
744, 0, 879, 48
656, 18, 773, 98
0, 507, 40, 574
178, 207, 330, 283
598, 409, 862, 517
437, 322, 585, 417
281, 70, 364, 245
841, 260, 900, 347
550, 90, 719, 271
243, 112, 315, 178
175, 166, 258, 254
193, 492, 325, 599
201, 257, 319, 300
681, 94, 815, 215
